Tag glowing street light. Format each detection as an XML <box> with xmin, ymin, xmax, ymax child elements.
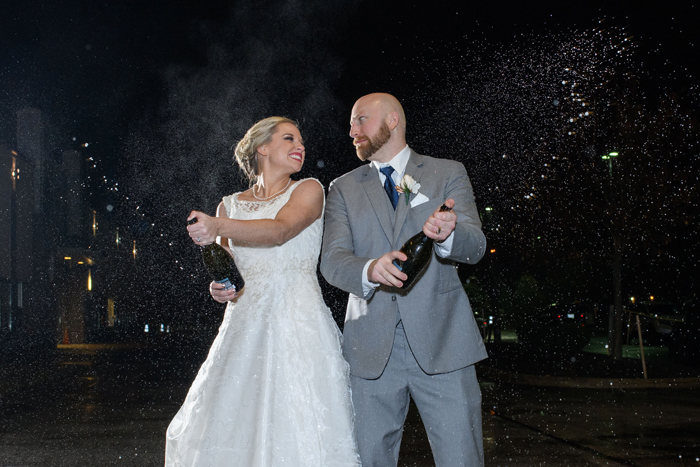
<box><xmin>602</xmin><ymin>151</ymin><xmax>619</xmax><ymax>179</ymax></box>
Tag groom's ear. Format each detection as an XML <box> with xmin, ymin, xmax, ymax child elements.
<box><xmin>387</xmin><ymin>111</ymin><xmax>399</xmax><ymax>131</ymax></box>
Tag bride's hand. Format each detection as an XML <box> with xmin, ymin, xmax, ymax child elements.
<box><xmin>187</xmin><ymin>210</ymin><xmax>218</xmax><ymax>245</ymax></box>
<box><xmin>210</xmin><ymin>281</ymin><xmax>240</xmax><ymax>303</ymax></box>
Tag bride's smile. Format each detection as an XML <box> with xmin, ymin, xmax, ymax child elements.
<box><xmin>259</xmin><ymin>122</ymin><xmax>305</xmax><ymax>175</ymax></box>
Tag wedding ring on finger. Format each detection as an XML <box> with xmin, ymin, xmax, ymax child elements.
<box><xmin>437</xmin><ymin>227</ymin><xmax>442</xmax><ymax>235</ymax></box>
<box><xmin>196</xmin><ymin>237</ymin><xmax>202</xmax><ymax>242</ymax></box>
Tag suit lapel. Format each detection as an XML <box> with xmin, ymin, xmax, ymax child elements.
<box><xmin>361</xmin><ymin>165</ymin><xmax>394</xmax><ymax>244</ymax></box>
<box><xmin>392</xmin><ymin>151</ymin><xmax>425</xmax><ymax>246</ymax></box>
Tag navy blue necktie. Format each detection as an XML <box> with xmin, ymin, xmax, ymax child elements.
<box><xmin>380</xmin><ymin>166</ymin><xmax>399</xmax><ymax>209</ymax></box>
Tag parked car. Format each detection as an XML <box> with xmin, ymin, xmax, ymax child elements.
<box><xmin>516</xmin><ymin>303</ymin><xmax>596</xmax><ymax>357</ymax></box>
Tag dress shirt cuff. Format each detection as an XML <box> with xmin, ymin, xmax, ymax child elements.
<box><xmin>362</xmin><ymin>259</ymin><xmax>380</xmax><ymax>297</ymax></box>
<box><xmin>434</xmin><ymin>231</ymin><xmax>455</xmax><ymax>257</ymax></box>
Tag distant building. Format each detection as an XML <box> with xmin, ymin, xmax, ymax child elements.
<box><xmin>0</xmin><ymin>112</ymin><xmax>47</xmax><ymax>346</ymax></box>
<box><xmin>1</xmin><ymin>109</ymin><xmax>144</xmax><ymax>349</ymax></box>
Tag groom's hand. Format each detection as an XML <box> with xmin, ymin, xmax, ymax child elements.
<box><xmin>368</xmin><ymin>251</ymin><xmax>408</xmax><ymax>288</ymax></box>
<box><xmin>424</xmin><ymin>199</ymin><xmax>456</xmax><ymax>242</ymax></box>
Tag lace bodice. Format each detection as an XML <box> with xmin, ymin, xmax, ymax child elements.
<box><xmin>222</xmin><ymin>178</ymin><xmax>324</xmax><ymax>283</ymax></box>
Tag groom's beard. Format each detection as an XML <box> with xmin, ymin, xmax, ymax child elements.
<box><xmin>355</xmin><ymin>121</ymin><xmax>391</xmax><ymax>161</ymax></box>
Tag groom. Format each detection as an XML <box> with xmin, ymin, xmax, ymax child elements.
<box><xmin>321</xmin><ymin>93</ymin><xmax>488</xmax><ymax>467</ymax></box>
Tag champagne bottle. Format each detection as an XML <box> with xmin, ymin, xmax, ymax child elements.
<box><xmin>188</xmin><ymin>217</ymin><xmax>245</xmax><ymax>292</ymax></box>
<box><xmin>392</xmin><ymin>204</ymin><xmax>452</xmax><ymax>289</ymax></box>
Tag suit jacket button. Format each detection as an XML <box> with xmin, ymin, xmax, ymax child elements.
<box><xmin>391</xmin><ymin>295</ymin><xmax>396</xmax><ymax>301</ymax></box>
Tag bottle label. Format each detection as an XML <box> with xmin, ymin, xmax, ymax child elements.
<box><xmin>215</xmin><ymin>278</ymin><xmax>236</xmax><ymax>291</ymax></box>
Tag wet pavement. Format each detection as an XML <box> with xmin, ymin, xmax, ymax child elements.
<box><xmin>0</xmin><ymin>342</ymin><xmax>698</xmax><ymax>466</ymax></box>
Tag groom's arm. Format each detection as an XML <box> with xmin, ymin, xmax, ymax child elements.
<box><xmin>440</xmin><ymin>162</ymin><xmax>487</xmax><ymax>264</ymax></box>
<box><xmin>321</xmin><ymin>179</ymin><xmax>376</xmax><ymax>299</ymax></box>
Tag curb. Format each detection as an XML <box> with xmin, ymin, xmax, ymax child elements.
<box><xmin>477</xmin><ymin>366</ymin><xmax>700</xmax><ymax>389</ymax></box>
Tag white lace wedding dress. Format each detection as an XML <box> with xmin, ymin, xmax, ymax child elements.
<box><xmin>165</xmin><ymin>179</ymin><xmax>360</xmax><ymax>466</ymax></box>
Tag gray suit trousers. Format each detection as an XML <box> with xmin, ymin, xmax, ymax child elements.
<box><xmin>350</xmin><ymin>320</ymin><xmax>484</xmax><ymax>467</ymax></box>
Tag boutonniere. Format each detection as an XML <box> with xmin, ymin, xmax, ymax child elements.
<box><xmin>395</xmin><ymin>174</ymin><xmax>421</xmax><ymax>206</ymax></box>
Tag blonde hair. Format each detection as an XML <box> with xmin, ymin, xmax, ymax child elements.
<box><xmin>234</xmin><ymin>116</ymin><xmax>297</xmax><ymax>182</ymax></box>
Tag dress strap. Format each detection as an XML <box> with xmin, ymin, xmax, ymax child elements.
<box><xmin>222</xmin><ymin>193</ymin><xmax>237</xmax><ymax>218</ymax></box>
<box><xmin>285</xmin><ymin>178</ymin><xmax>323</xmax><ymax>196</ymax></box>
<box><xmin>284</xmin><ymin>178</ymin><xmax>325</xmax><ymax>211</ymax></box>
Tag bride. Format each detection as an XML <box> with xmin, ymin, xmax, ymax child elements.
<box><xmin>166</xmin><ymin>117</ymin><xmax>360</xmax><ymax>466</ymax></box>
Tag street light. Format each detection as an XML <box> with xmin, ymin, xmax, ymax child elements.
<box><xmin>481</xmin><ymin>207</ymin><xmax>494</xmax><ymax>226</ymax></box>
<box><xmin>601</xmin><ymin>151</ymin><xmax>619</xmax><ymax>179</ymax></box>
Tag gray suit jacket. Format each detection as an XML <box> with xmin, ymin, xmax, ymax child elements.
<box><xmin>321</xmin><ymin>149</ymin><xmax>488</xmax><ymax>379</ymax></box>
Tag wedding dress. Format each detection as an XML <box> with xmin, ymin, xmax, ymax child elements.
<box><xmin>165</xmin><ymin>179</ymin><xmax>360</xmax><ymax>466</ymax></box>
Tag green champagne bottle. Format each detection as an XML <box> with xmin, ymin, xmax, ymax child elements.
<box><xmin>189</xmin><ymin>217</ymin><xmax>245</xmax><ymax>292</ymax></box>
<box><xmin>392</xmin><ymin>204</ymin><xmax>452</xmax><ymax>289</ymax></box>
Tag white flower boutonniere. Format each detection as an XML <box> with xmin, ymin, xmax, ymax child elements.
<box><xmin>395</xmin><ymin>174</ymin><xmax>421</xmax><ymax>206</ymax></box>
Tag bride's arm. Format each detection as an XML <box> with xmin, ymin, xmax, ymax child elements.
<box><xmin>188</xmin><ymin>179</ymin><xmax>324</xmax><ymax>246</ymax></box>
<box><xmin>214</xmin><ymin>203</ymin><xmax>235</xmax><ymax>255</ymax></box>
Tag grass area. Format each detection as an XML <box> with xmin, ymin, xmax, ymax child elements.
<box><xmin>582</xmin><ymin>336</ymin><xmax>670</xmax><ymax>360</ymax></box>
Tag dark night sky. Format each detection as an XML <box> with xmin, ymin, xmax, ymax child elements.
<box><xmin>1</xmin><ymin>1</ymin><xmax>697</xmax><ymax>154</ymax></box>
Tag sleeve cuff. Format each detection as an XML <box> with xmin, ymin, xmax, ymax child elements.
<box><xmin>434</xmin><ymin>231</ymin><xmax>454</xmax><ymax>257</ymax></box>
<box><xmin>362</xmin><ymin>259</ymin><xmax>380</xmax><ymax>297</ymax></box>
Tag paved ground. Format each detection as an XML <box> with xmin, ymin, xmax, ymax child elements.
<box><xmin>0</xmin><ymin>342</ymin><xmax>698</xmax><ymax>466</ymax></box>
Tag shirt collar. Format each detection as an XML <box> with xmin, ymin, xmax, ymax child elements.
<box><xmin>371</xmin><ymin>145</ymin><xmax>411</xmax><ymax>178</ymax></box>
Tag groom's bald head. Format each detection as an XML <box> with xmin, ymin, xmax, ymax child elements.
<box><xmin>349</xmin><ymin>93</ymin><xmax>407</xmax><ymax>163</ymax></box>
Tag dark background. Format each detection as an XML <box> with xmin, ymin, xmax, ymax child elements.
<box><xmin>1</xmin><ymin>0</ymin><xmax>698</xmax><ymax>328</ymax></box>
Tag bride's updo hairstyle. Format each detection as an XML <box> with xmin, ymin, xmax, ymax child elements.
<box><xmin>234</xmin><ymin>116</ymin><xmax>297</xmax><ymax>183</ymax></box>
